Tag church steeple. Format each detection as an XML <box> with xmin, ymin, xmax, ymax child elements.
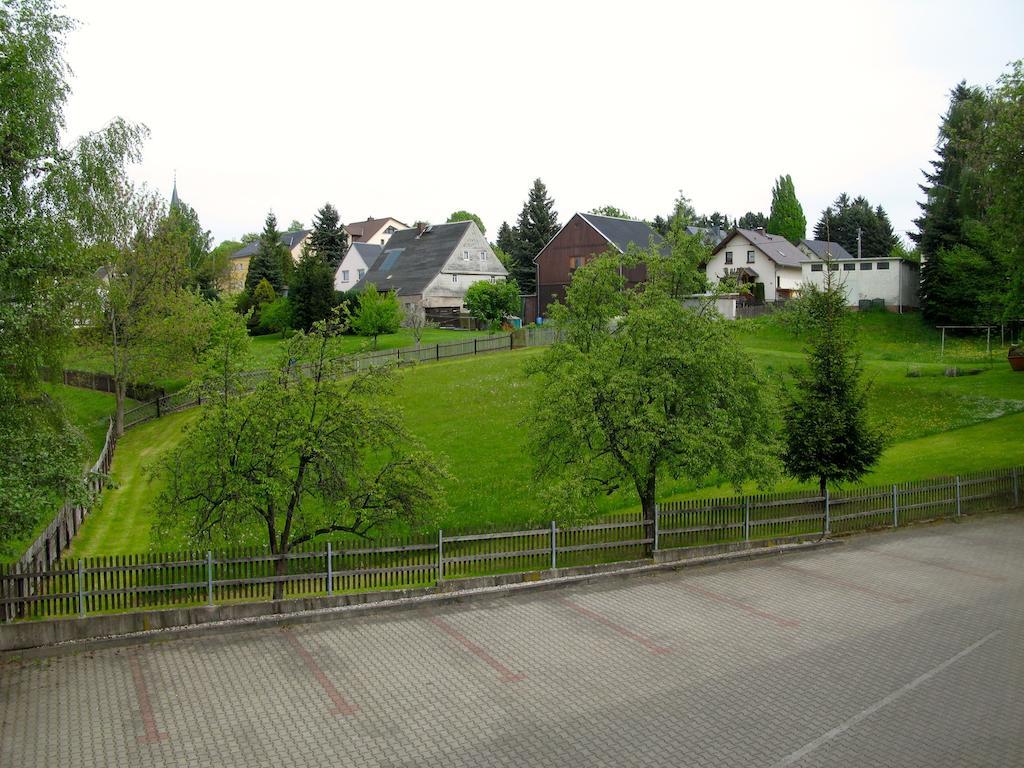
<box><xmin>170</xmin><ymin>171</ymin><xmax>180</xmax><ymax>210</ymax></box>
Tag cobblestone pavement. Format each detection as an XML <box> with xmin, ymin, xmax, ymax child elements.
<box><xmin>2</xmin><ymin>513</ymin><xmax>1022</xmax><ymax>768</ymax></box>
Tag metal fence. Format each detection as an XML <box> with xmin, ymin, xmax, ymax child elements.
<box><xmin>2</xmin><ymin>465</ymin><xmax>1019</xmax><ymax>622</ymax></box>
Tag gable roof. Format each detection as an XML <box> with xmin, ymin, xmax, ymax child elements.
<box><xmin>355</xmin><ymin>221</ymin><xmax>475</xmax><ymax>296</ymax></box>
<box><xmin>712</xmin><ymin>227</ymin><xmax>806</xmax><ymax>268</ymax></box>
<box><xmin>348</xmin><ymin>242</ymin><xmax>382</xmax><ymax>263</ymax></box>
<box><xmin>578</xmin><ymin>213</ymin><xmax>664</xmax><ymax>253</ymax></box>
<box><xmin>686</xmin><ymin>225</ymin><xmax>729</xmax><ymax>246</ymax></box>
<box><xmin>231</xmin><ymin>229</ymin><xmax>310</xmax><ymax>260</ymax></box>
<box><xmin>799</xmin><ymin>239</ymin><xmax>856</xmax><ymax>261</ymax></box>
<box><xmin>345</xmin><ymin>217</ymin><xmax>408</xmax><ymax>242</ymax></box>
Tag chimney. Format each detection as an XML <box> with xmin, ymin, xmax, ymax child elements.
<box><xmin>417</xmin><ymin>222</ymin><xmax>427</xmax><ymax>235</ymax></box>
<box><xmin>756</xmin><ymin>226</ymin><xmax>766</xmax><ymax>236</ymax></box>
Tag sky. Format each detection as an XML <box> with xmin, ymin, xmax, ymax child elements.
<box><xmin>60</xmin><ymin>0</ymin><xmax>1023</xmax><ymax>246</ymax></box>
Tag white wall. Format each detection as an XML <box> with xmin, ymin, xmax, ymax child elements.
<box><xmin>334</xmin><ymin>246</ymin><xmax>371</xmax><ymax>291</ymax></box>
<box><xmin>800</xmin><ymin>259</ymin><xmax>920</xmax><ymax>309</ymax></box>
<box><xmin>705</xmin><ymin>233</ymin><xmax>781</xmax><ymax>301</ymax></box>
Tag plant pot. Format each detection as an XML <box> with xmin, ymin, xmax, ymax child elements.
<box><xmin>1009</xmin><ymin>347</ymin><xmax>1024</xmax><ymax>372</ymax></box>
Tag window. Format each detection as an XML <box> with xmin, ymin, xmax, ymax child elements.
<box><xmin>810</xmin><ymin>263</ymin><xmax>824</xmax><ymax>272</ymax></box>
<box><xmin>877</xmin><ymin>261</ymin><xmax>890</xmax><ymax>270</ymax></box>
<box><xmin>843</xmin><ymin>263</ymin><xmax>856</xmax><ymax>271</ymax></box>
<box><xmin>571</xmin><ymin>256</ymin><xmax>584</xmax><ymax>269</ymax></box>
<box><xmin>724</xmin><ymin>251</ymin><xmax>733</xmax><ymax>265</ymax></box>
<box><xmin>828</xmin><ymin>264</ymin><xmax>839</xmax><ymax>272</ymax></box>
<box><xmin>859</xmin><ymin>262</ymin><xmax>873</xmax><ymax>270</ymax></box>
<box><xmin>452</xmin><ymin>274</ymin><xmax>458</xmax><ymax>283</ymax></box>
<box><xmin>479</xmin><ymin>252</ymin><xmax>486</xmax><ymax>262</ymax></box>
<box><xmin>341</xmin><ymin>270</ymin><xmax>350</xmax><ymax>282</ymax></box>
<box><xmin>385</xmin><ymin>226</ymin><xmax>397</xmax><ymax>235</ymax></box>
<box><xmin>357</xmin><ymin>268</ymin><xmax>365</xmax><ymax>279</ymax></box>
<box><xmin>746</xmin><ymin>250</ymin><xmax>755</xmax><ymax>264</ymax></box>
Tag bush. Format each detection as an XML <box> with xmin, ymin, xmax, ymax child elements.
<box><xmin>258</xmin><ymin>297</ymin><xmax>293</xmax><ymax>335</ymax></box>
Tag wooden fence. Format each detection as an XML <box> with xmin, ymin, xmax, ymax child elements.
<box><xmin>2</xmin><ymin>465</ymin><xmax>1019</xmax><ymax>622</ymax></box>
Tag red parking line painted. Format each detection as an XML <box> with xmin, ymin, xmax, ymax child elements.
<box><xmin>557</xmin><ymin>597</ymin><xmax>672</xmax><ymax>654</ymax></box>
<box><xmin>428</xmin><ymin>616</ymin><xmax>526</xmax><ymax>682</ymax></box>
<box><xmin>777</xmin><ymin>564</ymin><xmax>913</xmax><ymax>604</ymax></box>
<box><xmin>128</xmin><ymin>652</ymin><xmax>168</xmax><ymax>744</ymax></box>
<box><xmin>283</xmin><ymin>630</ymin><xmax>358</xmax><ymax>715</ymax></box>
<box><xmin>674</xmin><ymin>582</ymin><xmax>799</xmax><ymax>628</ymax></box>
<box><xmin>864</xmin><ymin>548</ymin><xmax>1006</xmax><ymax>583</ymax></box>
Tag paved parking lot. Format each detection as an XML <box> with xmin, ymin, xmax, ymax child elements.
<box><xmin>2</xmin><ymin>513</ymin><xmax>1022</xmax><ymax>767</ymax></box>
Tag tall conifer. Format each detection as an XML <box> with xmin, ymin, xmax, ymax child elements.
<box><xmin>768</xmin><ymin>174</ymin><xmax>807</xmax><ymax>243</ymax></box>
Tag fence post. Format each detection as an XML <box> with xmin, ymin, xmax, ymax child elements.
<box><xmin>1013</xmin><ymin>467</ymin><xmax>1020</xmax><ymax>507</ymax></box>
<box><xmin>77</xmin><ymin>559</ymin><xmax>85</xmax><ymax>618</ymax></box>
<box><xmin>326</xmin><ymin>542</ymin><xmax>333</xmax><ymax>596</ymax></box>
<box><xmin>550</xmin><ymin>520</ymin><xmax>557</xmax><ymax>570</ymax></box>
<box><xmin>436</xmin><ymin>343</ymin><xmax>440</xmax><ymax>361</ymax></box>
<box><xmin>156</xmin><ymin>396</ymin><xmax>162</xmax><ymax>418</ymax></box>
<box><xmin>206</xmin><ymin>551</ymin><xmax>214</xmax><ymax>606</ymax></box>
<box><xmin>653</xmin><ymin>504</ymin><xmax>660</xmax><ymax>553</ymax></box>
<box><xmin>824</xmin><ymin>487</ymin><xmax>831</xmax><ymax>535</ymax></box>
<box><xmin>474</xmin><ymin>338</ymin><xmax>478</xmax><ymax>355</ymax></box>
<box><xmin>744</xmin><ymin>497</ymin><xmax>750</xmax><ymax>542</ymax></box>
<box><xmin>892</xmin><ymin>484</ymin><xmax>899</xmax><ymax>528</ymax></box>
<box><xmin>436</xmin><ymin>529</ymin><xmax>444</xmax><ymax>584</ymax></box>
<box><xmin>955</xmin><ymin>476</ymin><xmax>962</xmax><ymax>518</ymax></box>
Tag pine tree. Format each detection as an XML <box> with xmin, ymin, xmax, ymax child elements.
<box><xmin>767</xmin><ymin>174</ymin><xmax>806</xmax><ymax>243</ymax></box>
<box><xmin>290</xmin><ymin>244</ymin><xmax>337</xmax><ymax>331</ymax></box>
<box><xmin>737</xmin><ymin>211</ymin><xmax>768</xmax><ymax>230</ymax></box>
<box><xmin>783</xmin><ymin>272</ymin><xmax>884</xmax><ymax>496</ymax></box>
<box><xmin>507</xmin><ymin>178</ymin><xmax>559</xmax><ymax>293</ymax></box>
<box><xmin>496</xmin><ymin>221</ymin><xmax>517</xmax><ymax>254</ymax></box>
<box><xmin>244</xmin><ymin>212</ymin><xmax>286</xmax><ymax>295</ymax></box>
<box><xmin>814</xmin><ymin>195</ymin><xmax>898</xmax><ymax>259</ymax></box>
<box><xmin>309</xmin><ymin>203</ymin><xmax>349</xmax><ymax>270</ymax></box>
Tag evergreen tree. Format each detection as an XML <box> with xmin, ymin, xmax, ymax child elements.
<box><xmin>496</xmin><ymin>221</ymin><xmax>517</xmax><ymax>254</ymax></box>
<box><xmin>783</xmin><ymin>272</ymin><xmax>884</xmax><ymax>497</ymax></box>
<box><xmin>768</xmin><ymin>174</ymin><xmax>807</xmax><ymax>242</ymax></box>
<box><xmin>506</xmin><ymin>178</ymin><xmax>559</xmax><ymax>293</ymax></box>
<box><xmin>244</xmin><ymin>212</ymin><xmax>286</xmax><ymax>295</ymax></box>
<box><xmin>814</xmin><ymin>194</ymin><xmax>898</xmax><ymax>259</ymax></box>
<box><xmin>290</xmin><ymin>244</ymin><xmax>337</xmax><ymax>331</ymax></box>
<box><xmin>308</xmin><ymin>203</ymin><xmax>349</xmax><ymax>270</ymax></box>
<box><xmin>737</xmin><ymin>211</ymin><xmax>768</xmax><ymax>229</ymax></box>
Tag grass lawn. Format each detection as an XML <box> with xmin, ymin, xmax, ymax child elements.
<box><xmin>53</xmin><ymin>312</ymin><xmax>1024</xmax><ymax>556</ymax></box>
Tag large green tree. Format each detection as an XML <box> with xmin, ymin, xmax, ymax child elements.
<box><xmin>166</xmin><ymin>192</ymin><xmax>213</xmax><ymax>294</ymax></box>
<box><xmin>351</xmin><ymin>284</ymin><xmax>403</xmax><ymax>348</ymax></box>
<box><xmin>244</xmin><ymin>211</ymin><xmax>287</xmax><ymax>295</ymax></box>
<box><xmin>527</xmin><ymin>246</ymin><xmax>779</xmax><ymax>531</ymax></box>
<box><xmin>737</xmin><ymin>211</ymin><xmax>768</xmax><ymax>229</ymax></box>
<box><xmin>464</xmin><ymin>279</ymin><xmax>520</xmax><ymax>331</ymax></box>
<box><xmin>589</xmin><ymin>205</ymin><xmax>632</xmax><ymax>219</ymax></box>
<box><xmin>783</xmin><ymin>271</ymin><xmax>884</xmax><ymax>497</ymax></box>
<box><xmin>0</xmin><ymin>0</ymin><xmax>149</xmax><ymax>545</ymax></box>
<box><xmin>768</xmin><ymin>174</ymin><xmax>807</xmax><ymax>243</ymax></box>
<box><xmin>153</xmin><ymin>319</ymin><xmax>448</xmax><ymax>599</ymax></box>
<box><xmin>290</xmin><ymin>243</ymin><xmax>336</xmax><ymax>331</ymax></box>
<box><xmin>504</xmin><ymin>178</ymin><xmax>559</xmax><ymax>293</ymax></box>
<box><xmin>814</xmin><ymin>194</ymin><xmax>898</xmax><ymax>259</ymax></box>
<box><xmin>308</xmin><ymin>203</ymin><xmax>349</xmax><ymax>270</ymax></box>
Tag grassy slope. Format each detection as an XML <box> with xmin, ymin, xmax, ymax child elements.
<box><xmin>63</xmin><ymin>313</ymin><xmax>1024</xmax><ymax>554</ymax></box>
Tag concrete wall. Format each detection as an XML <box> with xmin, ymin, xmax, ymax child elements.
<box><xmin>681</xmin><ymin>293</ymin><xmax>738</xmax><ymax>320</ymax></box>
<box><xmin>801</xmin><ymin>258</ymin><xmax>920</xmax><ymax>309</ymax></box>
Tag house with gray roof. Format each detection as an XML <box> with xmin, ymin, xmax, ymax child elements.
<box><xmin>354</xmin><ymin>220</ymin><xmax>508</xmax><ymax>315</ymax></box>
<box><xmin>334</xmin><ymin>242</ymin><xmax>382</xmax><ymax>292</ymax></box>
<box><xmin>533</xmin><ymin>212</ymin><xmax>665</xmax><ymax>319</ymax></box>
<box><xmin>705</xmin><ymin>227</ymin><xmax>806</xmax><ymax>302</ymax></box>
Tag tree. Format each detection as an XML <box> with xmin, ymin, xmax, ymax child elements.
<box><xmin>290</xmin><ymin>244</ymin><xmax>336</xmax><ymax>331</ymax></box>
<box><xmin>308</xmin><ymin>203</ymin><xmax>349</xmax><ymax>270</ymax></box>
<box><xmin>152</xmin><ymin>319</ymin><xmax>449</xmax><ymax>599</ymax></box>
<box><xmin>768</xmin><ymin>174</ymin><xmax>807</xmax><ymax>243</ymax></box>
<box><xmin>447</xmin><ymin>210</ymin><xmax>486</xmax><ymax>234</ymax></box>
<box><xmin>351</xmin><ymin>284</ymin><xmax>402</xmax><ymax>348</ymax></box>
<box><xmin>464</xmin><ymin>279</ymin><xmax>520</xmax><ymax>331</ymax></box>
<box><xmin>207</xmin><ymin>239</ymin><xmax>242</xmax><ymax>292</ymax></box>
<box><xmin>814</xmin><ymin>194</ymin><xmax>898</xmax><ymax>259</ymax></box>
<box><xmin>286</xmin><ymin>219</ymin><xmax>304</xmax><ymax>232</ymax></box>
<box><xmin>244</xmin><ymin>212</ymin><xmax>287</xmax><ymax>295</ymax></box>
<box><xmin>0</xmin><ymin>1</ymin><xmax>154</xmax><ymax>545</ymax></box>
<box><xmin>402</xmin><ymin>303</ymin><xmax>433</xmax><ymax>349</ymax></box>
<box><xmin>737</xmin><ymin>211</ymin><xmax>768</xmax><ymax>229</ymax></box>
<box><xmin>504</xmin><ymin>178</ymin><xmax>560</xmax><ymax>293</ymax></box>
<box><xmin>527</xmin><ymin>247</ymin><xmax>779</xmax><ymax>532</ymax></box>
<box><xmin>98</xmin><ymin>189</ymin><xmax>212</xmax><ymax>434</ymax></box>
<box><xmin>782</xmin><ymin>269</ymin><xmax>884</xmax><ymax>497</ymax></box>
<box><xmin>166</xmin><ymin>192</ymin><xmax>213</xmax><ymax>294</ymax></box>
<box><xmin>589</xmin><ymin>205</ymin><xmax>632</xmax><ymax>219</ymax></box>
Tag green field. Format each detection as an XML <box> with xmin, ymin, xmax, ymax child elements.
<box><xmin>61</xmin><ymin>311</ymin><xmax>1024</xmax><ymax>557</ymax></box>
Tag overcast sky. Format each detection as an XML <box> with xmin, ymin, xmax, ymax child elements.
<box><xmin>60</xmin><ymin>0</ymin><xmax>1022</xmax><ymax>246</ymax></box>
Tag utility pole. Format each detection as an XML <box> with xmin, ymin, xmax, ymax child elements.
<box><xmin>856</xmin><ymin>227</ymin><xmax>862</xmax><ymax>259</ymax></box>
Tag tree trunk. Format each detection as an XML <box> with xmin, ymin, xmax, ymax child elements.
<box><xmin>639</xmin><ymin>473</ymin><xmax>657</xmax><ymax>557</ymax></box>
<box><xmin>114</xmin><ymin>381</ymin><xmax>126</xmax><ymax>437</ymax></box>
<box><xmin>819</xmin><ymin>476</ymin><xmax>827</xmax><ymax>498</ymax></box>
<box><xmin>273</xmin><ymin>554</ymin><xmax>287</xmax><ymax>601</ymax></box>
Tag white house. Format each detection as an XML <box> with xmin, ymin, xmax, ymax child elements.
<box><xmin>801</xmin><ymin>256</ymin><xmax>920</xmax><ymax>311</ymax></box>
<box><xmin>706</xmin><ymin>228</ymin><xmax>807</xmax><ymax>302</ymax></box>
<box><xmin>334</xmin><ymin>243</ymin><xmax>381</xmax><ymax>292</ymax></box>
<box><xmin>354</xmin><ymin>220</ymin><xmax>508</xmax><ymax>316</ymax></box>
<box><xmin>345</xmin><ymin>216</ymin><xmax>409</xmax><ymax>246</ymax></box>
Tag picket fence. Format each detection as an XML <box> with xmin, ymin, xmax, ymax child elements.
<box><xmin>2</xmin><ymin>466</ymin><xmax>1019</xmax><ymax>622</ymax></box>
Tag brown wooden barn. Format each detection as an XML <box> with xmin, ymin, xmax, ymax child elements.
<box><xmin>530</xmin><ymin>212</ymin><xmax>665</xmax><ymax>321</ymax></box>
